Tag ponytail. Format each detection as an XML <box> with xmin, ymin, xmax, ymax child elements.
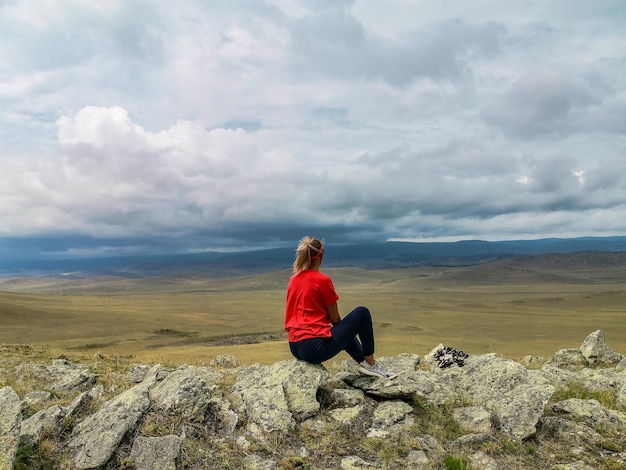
<box><xmin>292</xmin><ymin>236</ymin><xmax>323</xmax><ymax>273</ymax></box>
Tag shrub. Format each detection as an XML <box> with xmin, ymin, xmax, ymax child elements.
<box><xmin>444</xmin><ymin>454</ymin><xmax>469</xmax><ymax>470</ymax></box>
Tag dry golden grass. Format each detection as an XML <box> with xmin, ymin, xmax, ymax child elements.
<box><xmin>1</xmin><ymin>262</ymin><xmax>625</xmax><ymax>366</ymax></box>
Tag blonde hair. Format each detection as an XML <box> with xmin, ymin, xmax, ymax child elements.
<box><xmin>292</xmin><ymin>236</ymin><xmax>324</xmax><ymax>273</ymax></box>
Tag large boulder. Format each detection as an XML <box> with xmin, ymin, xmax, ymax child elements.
<box><xmin>579</xmin><ymin>330</ymin><xmax>623</xmax><ymax>365</ymax></box>
<box><xmin>454</xmin><ymin>354</ymin><xmax>531</xmax><ymax>403</ymax></box>
<box><xmin>494</xmin><ymin>384</ymin><xmax>555</xmax><ymax>440</ymax></box>
<box><xmin>445</xmin><ymin>355</ymin><xmax>554</xmax><ymax>440</ymax></box>
<box><xmin>0</xmin><ymin>386</ymin><xmax>21</xmax><ymax>470</ymax></box>
<box><xmin>231</xmin><ymin>360</ymin><xmax>330</xmax><ymax>434</ymax></box>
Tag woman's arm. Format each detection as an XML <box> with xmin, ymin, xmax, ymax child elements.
<box><xmin>327</xmin><ymin>302</ymin><xmax>341</xmax><ymax>325</ymax></box>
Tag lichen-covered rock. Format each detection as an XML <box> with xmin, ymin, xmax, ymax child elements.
<box><xmin>455</xmin><ymin>355</ymin><xmax>530</xmax><ymax>405</ymax></box>
<box><xmin>129</xmin><ymin>435</ymin><xmax>182</xmax><ymax>470</ymax></box>
<box><xmin>149</xmin><ymin>365</ymin><xmax>222</xmax><ymax>419</ymax></box>
<box><xmin>549</xmin><ymin>348</ymin><xmax>589</xmax><ymax>370</ymax></box>
<box><xmin>528</xmin><ymin>364</ymin><xmax>576</xmax><ymax>388</ymax></box>
<box><xmin>231</xmin><ymin>360</ymin><xmax>329</xmax><ymax>434</ymax></box>
<box><xmin>127</xmin><ymin>363</ymin><xmax>154</xmax><ymax>383</ymax></box>
<box><xmin>537</xmin><ymin>416</ymin><xmax>604</xmax><ymax>445</ymax></box>
<box><xmin>449</xmin><ymin>432</ymin><xmax>496</xmax><ymax>449</ymax></box>
<box><xmin>417</xmin><ymin>434</ymin><xmax>446</xmax><ymax>461</ymax></box>
<box><xmin>243</xmin><ymin>453</ymin><xmax>277</xmax><ymax>470</ymax></box>
<box><xmin>21</xmin><ymin>390</ymin><xmax>52</xmax><ymax>410</ymax></box>
<box><xmin>67</xmin><ymin>366</ymin><xmax>161</xmax><ymax>469</ymax></box>
<box><xmin>47</xmin><ymin>358</ymin><xmax>77</xmax><ymax>375</ymax></box>
<box><xmin>377</xmin><ymin>353</ymin><xmax>420</xmax><ymax>373</ymax></box>
<box><xmin>552</xmin><ymin>398</ymin><xmax>626</xmax><ymax>432</ymax></box>
<box><xmin>242</xmin><ymin>384</ymin><xmax>294</xmax><ymax>432</ymax></box>
<box><xmin>453</xmin><ymin>406</ymin><xmax>493</xmax><ymax>433</ymax></box>
<box><xmin>324</xmin><ymin>387</ymin><xmax>367</xmax><ymax>408</ymax></box>
<box><xmin>469</xmin><ymin>450</ymin><xmax>498</xmax><ymax>470</ymax></box>
<box><xmin>284</xmin><ymin>374</ymin><xmax>324</xmax><ymax>420</ymax></box>
<box><xmin>406</xmin><ymin>450</ymin><xmax>431</xmax><ymax>467</ymax></box>
<box><xmin>351</xmin><ymin>370</ymin><xmax>445</xmax><ymax>403</ymax></box>
<box><xmin>329</xmin><ymin>404</ymin><xmax>366</xmax><ymax>425</ymax></box>
<box><xmin>340</xmin><ymin>455</ymin><xmax>376</xmax><ymax>469</ymax></box>
<box><xmin>423</xmin><ymin>343</ymin><xmax>447</xmax><ymax>365</ymax></box>
<box><xmin>577</xmin><ymin>367</ymin><xmax>626</xmax><ymax>393</ymax></box>
<box><xmin>363</xmin><ymin>354</ymin><xmax>553</xmax><ymax>440</ymax></box>
<box><xmin>14</xmin><ymin>363</ymin><xmax>51</xmax><ymax>381</ymax></box>
<box><xmin>20</xmin><ymin>404</ymin><xmax>65</xmax><ymax>447</ymax></box>
<box><xmin>371</xmin><ymin>400</ymin><xmax>413</xmax><ymax>428</ymax></box>
<box><xmin>52</xmin><ymin>368</ymin><xmax>98</xmax><ymax>393</ymax></box>
<box><xmin>64</xmin><ymin>391</ymin><xmax>94</xmax><ymax>421</ymax></box>
<box><xmin>47</xmin><ymin>359</ymin><xmax>99</xmax><ymax>393</ymax></box>
<box><xmin>443</xmin><ymin>355</ymin><xmax>549</xmax><ymax>433</ymax></box>
<box><xmin>0</xmin><ymin>386</ymin><xmax>21</xmax><ymax>470</ymax></box>
<box><xmin>494</xmin><ymin>384</ymin><xmax>555</xmax><ymax>440</ymax></box>
<box><xmin>579</xmin><ymin>330</ymin><xmax>623</xmax><ymax>365</ymax></box>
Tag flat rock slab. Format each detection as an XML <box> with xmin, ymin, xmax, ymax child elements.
<box><xmin>67</xmin><ymin>366</ymin><xmax>161</xmax><ymax>469</ymax></box>
<box><xmin>552</xmin><ymin>398</ymin><xmax>626</xmax><ymax>432</ymax></box>
<box><xmin>129</xmin><ymin>435</ymin><xmax>182</xmax><ymax>470</ymax></box>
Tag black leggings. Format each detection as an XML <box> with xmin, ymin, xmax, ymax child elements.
<box><xmin>289</xmin><ymin>306</ymin><xmax>374</xmax><ymax>364</ymax></box>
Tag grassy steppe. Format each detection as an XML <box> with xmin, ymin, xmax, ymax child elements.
<box><xmin>1</xmin><ymin>258</ymin><xmax>625</xmax><ymax>365</ymax></box>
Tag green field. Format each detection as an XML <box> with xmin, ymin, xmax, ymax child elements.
<box><xmin>1</xmin><ymin>258</ymin><xmax>625</xmax><ymax>366</ymax></box>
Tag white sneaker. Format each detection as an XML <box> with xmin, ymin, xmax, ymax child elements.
<box><xmin>358</xmin><ymin>360</ymin><xmax>397</xmax><ymax>379</ymax></box>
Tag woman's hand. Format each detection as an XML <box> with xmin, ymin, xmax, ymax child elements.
<box><xmin>327</xmin><ymin>302</ymin><xmax>341</xmax><ymax>325</ymax></box>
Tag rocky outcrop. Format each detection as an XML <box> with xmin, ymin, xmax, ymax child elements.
<box><xmin>0</xmin><ymin>386</ymin><xmax>22</xmax><ymax>470</ymax></box>
<box><xmin>0</xmin><ymin>331</ymin><xmax>625</xmax><ymax>469</ymax></box>
<box><xmin>67</xmin><ymin>365</ymin><xmax>162</xmax><ymax>469</ymax></box>
<box><xmin>230</xmin><ymin>359</ymin><xmax>330</xmax><ymax>435</ymax></box>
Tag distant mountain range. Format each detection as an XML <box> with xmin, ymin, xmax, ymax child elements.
<box><xmin>1</xmin><ymin>236</ymin><xmax>626</xmax><ymax>279</ymax></box>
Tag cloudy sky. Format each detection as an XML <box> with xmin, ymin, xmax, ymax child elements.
<box><xmin>1</xmin><ymin>0</ymin><xmax>625</xmax><ymax>258</ymax></box>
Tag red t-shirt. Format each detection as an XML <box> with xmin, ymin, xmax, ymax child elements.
<box><xmin>285</xmin><ymin>269</ymin><xmax>340</xmax><ymax>342</ymax></box>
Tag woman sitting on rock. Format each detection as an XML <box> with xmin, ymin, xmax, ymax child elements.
<box><xmin>285</xmin><ymin>236</ymin><xmax>396</xmax><ymax>379</ymax></box>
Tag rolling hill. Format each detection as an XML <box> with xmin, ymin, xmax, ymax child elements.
<box><xmin>1</xmin><ymin>236</ymin><xmax>625</xmax><ymax>279</ymax></box>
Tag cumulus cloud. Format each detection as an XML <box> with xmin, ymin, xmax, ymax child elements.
<box><xmin>0</xmin><ymin>0</ymin><xmax>625</xmax><ymax>256</ymax></box>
